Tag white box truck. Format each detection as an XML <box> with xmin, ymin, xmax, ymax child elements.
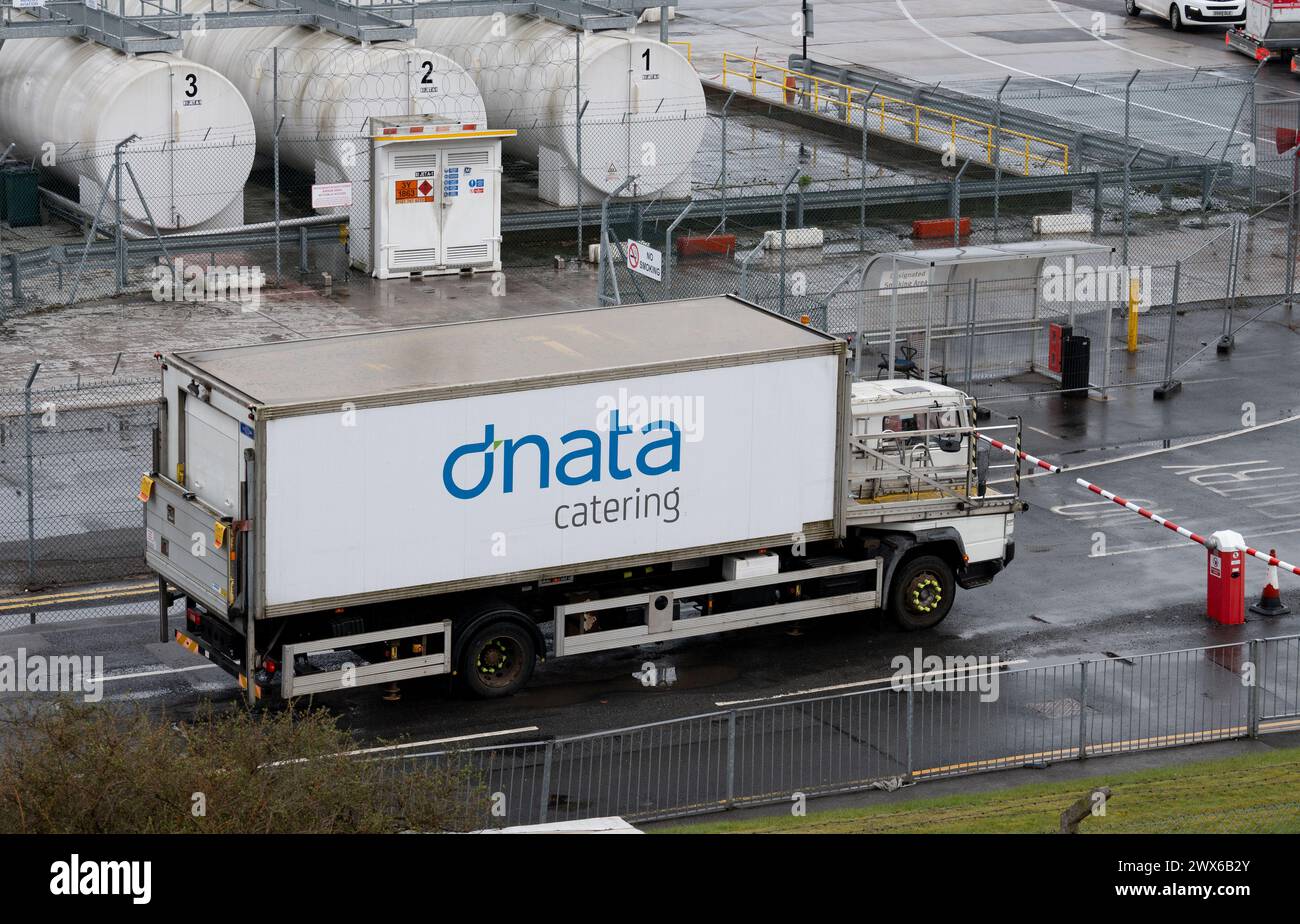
<box><xmin>142</xmin><ymin>296</ymin><xmax>1023</xmax><ymax>704</ymax></box>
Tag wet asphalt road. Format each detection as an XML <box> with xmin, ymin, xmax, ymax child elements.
<box><xmin>4</xmin><ymin>302</ymin><xmax>1299</xmax><ymax>748</ymax></box>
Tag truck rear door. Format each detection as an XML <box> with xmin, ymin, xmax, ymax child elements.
<box><xmin>183</xmin><ymin>396</ymin><xmax>242</xmax><ymax>517</ymax></box>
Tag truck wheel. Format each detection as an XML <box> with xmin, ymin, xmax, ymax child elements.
<box><xmin>889</xmin><ymin>555</ymin><xmax>955</xmax><ymax>631</ymax></box>
<box><xmin>460</xmin><ymin>621</ymin><xmax>535</xmax><ymax>698</ymax></box>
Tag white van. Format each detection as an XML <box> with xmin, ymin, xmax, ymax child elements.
<box><xmin>1125</xmin><ymin>0</ymin><xmax>1245</xmax><ymax>30</ymax></box>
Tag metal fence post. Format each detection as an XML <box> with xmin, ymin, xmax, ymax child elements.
<box><xmin>905</xmin><ymin>685</ymin><xmax>915</xmax><ymax>783</ymax></box>
<box><xmin>114</xmin><ymin>147</ymin><xmax>123</xmax><ymax>293</ymax></box>
<box><xmin>538</xmin><ymin>740</ymin><xmax>554</xmax><ymax>824</ymax></box>
<box><xmin>1249</xmin><ymin>74</ymin><xmax>1258</xmax><ymax>209</ymax></box>
<box><xmin>1247</xmin><ymin>638</ymin><xmax>1261</xmax><ymax>739</ymax></box>
<box><xmin>8</xmin><ymin>253</ymin><xmax>20</xmax><ymax>315</ymax></box>
<box><xmin>725</xmin><ymin>710</ymin><xmax>737</xmax><ymax>808</ymax></box>
<box><xmin>273</xmin><ymin>46</ymin><xmax>283</xmax><ymax>287</ymax></box>
<box><xmin>1219</xmin><ymin>221</ymin><xmax>1241</xmax><ymax>354</ymax></box>
<box><xmin>1101</xmin><ymin>286</ymin><xmax>1114</xmax><ymax>399</ymax></box>
<box><xmin>598</xmin><ymin>176</ymin><xmax>639</xmax><ymax>306</ymax></box>
<box><xmin>23</xmin><ymin>362</ymin><xmax>40</xmax><ymax>590</ymax></box>
<box><xmin>1155</xmin><ymin>261</ymin><xmax>1183</xmax><ymax>398</ymax></box>
<box><xmin>1092</xmin><ymin>170</ymin><xmax>1103</xmax><ymax>237</ymax></box>
<box><xmin>1288</xmin><ymin>149</ymin><xmax>1299</xmax><ymax>308</ymax></box>
<box><xmin>858</xmin><ymin>89</ymin><xmax>877</xmax><ymax>252</ymax></box>
<box><xmin>950</xmin><ymin>158</ymin><xmax>971</xmax><ymax>248</ymax></box>
<box><xmin>575</xmin><ymin>31</ymin><xmax>585</xmax><ymax>259</ymax></box>
<box><xmin>1121</xmin><ymin>147</ymin><xmax>1141</xmax><ymax>266</ymax></box>
<box><xmin>777</xmin><ymin>169</ymin><xmax>799</xmax><ymax>317</ymax></box>
<box><xmin>663</xmin><ymin>197</ymin><xmax>694</xmax><ymax>299</ymax></box>
<box><xmin>963</xmin><ymin>278</ymin><xmax>976</xmax><ymax>393</ymax></box>
<box><xmin>993</xmin><ymin>76</ymin><xmax>1010</xmax><ymax>241</ymax></box>
<box><xmin>1077</xmin><ymin>659</ymin><xmax>1089</xmax><ymax>760</ymax></box>
<box><xmin>855</xmin><ymin>265</ymin><xmax>866</xmax><ymax>379</ymax></box>
<box><xmin>720</xmin><ymin>90</ymin><xmax>735</xmax><ymax>232</ymax></box>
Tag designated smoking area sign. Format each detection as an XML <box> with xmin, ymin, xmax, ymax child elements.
<box><xmin>627</xmin><ymin>240</ymin><xmax>663</xmax><ymax>282</ymax></box>
<box><xmin>311</xmin><ymin>182</ymin><xmax>353</xmax><ymax>209</ymax></box>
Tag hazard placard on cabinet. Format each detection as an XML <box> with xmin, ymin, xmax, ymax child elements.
<box><xmin>395</xmin><ymin>179</ymin><xmax>434</xmax><ymax>204</ymax></box>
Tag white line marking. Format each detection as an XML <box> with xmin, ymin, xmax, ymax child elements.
<box><xmin>715</xmin><ymin>659</ymin><xmax>1027</xmax><ymax>707</ymax></box>
<box><xmin>1026</xmin><ymin>425</ymin><xmax>1064</xmax><ymax>440</ymax></box>
<box><xmin>96</xmin><ymin>663</ymin><xmax>219</xmax><ymax>684</ymax></box>
<box><xmin>895</xmin><ymin>0</ymin><xmax>1242</xmax><ymax>137</ymax></box>
<box><xmin>1091</xmin><ymin>525</ymin><xmax>1300</xmax><ymax>557</ymax></box>
<box><xmin>1000</xmin><ymin>413</ymin><xmax>1300</xmax><ymax>485</ymax></box>
<box><xmin>263</xmin><ymin>726</ymin><xmax>542</xmax><ymax>767</ymax></box>
<box><xmin>1047</xmin><ymin>1</ymin><xmax>1217</xmax><ymax>73</ymax></box>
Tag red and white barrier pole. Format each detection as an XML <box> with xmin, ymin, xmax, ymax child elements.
<box><xmin>976</xmin><ymin>430</ymin><xmax>1300</xmax><ymax>577</ymax></box>
<box><xmin>1074</xmin><ymin>479</ymin><xmax>1210</xmax><ymax>548</ymax></box>
<box><xmin>975</xmin><ymin>433</ymin><xmax>1063</xmax><ymax>474</ymax></box>
<box><xmin>1242</xmin><ymin>546</ymin><xmax>1300</xmax><ymax>578</ymax></box>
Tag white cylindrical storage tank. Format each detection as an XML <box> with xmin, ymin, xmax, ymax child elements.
<box><xmin>0</xmin><ymin>36</ymin><xmax>255</xmax><ymax>229</ymax></box>
<box><xmin>412</xmin><ymin>15</ymin><xmax>705</xmax><ymax>204</ymax></box>
<box><xmin>167</xmin><ymin>0</ymin><xmax>485</xmax><ymax>174</ymax></box>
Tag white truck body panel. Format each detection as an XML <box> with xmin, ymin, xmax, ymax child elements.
<box><xmin>262</xmin><ymin>356</ymin><xmax>839</xmax><ymax>608</ymax></box>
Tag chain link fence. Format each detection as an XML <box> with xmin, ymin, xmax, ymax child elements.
<box><xmin>0</xmin><ymin>372</ymin><xmax>159</xmax><ymax>625</ymax></box>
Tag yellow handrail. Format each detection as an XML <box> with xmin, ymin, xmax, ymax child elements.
<box><xmin>719</xmin><ymin>52</ymin><xmax>1069</xmax><ymax>176</ymax></box>
<box><xmin>668</xmin><ymin>40</ymin><xmax>692</xmax><ymax>64</ymax></box>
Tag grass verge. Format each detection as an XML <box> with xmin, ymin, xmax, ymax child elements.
<box><xmin>659</xmin><ymin>745</ymin><xmax>1300</xmax><ymax>833</ymax></box>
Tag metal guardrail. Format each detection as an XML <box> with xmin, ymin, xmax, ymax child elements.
<box><xmin>722</xmin><ymin>53</ymin><xmax>1070</xmax><ymax>176</ymax></box>
<box><xmin>668</xmin><ymin>39</ymin><xmax>691</xmax><ymax>63</ymax></box>
<box><xmin>790</xmin><ymin>56</ymin><xmax>1188</xmax><ymax>172</ymax></box>
<box><xmin>508</xmin><ymin>162</ymin><xmax>1211</xmax><ymax>231</ymax></box>
<box><xmin>402</xmin><ymin>634</ymin><xmax>1300</xmax><ymax>827</ymax></box>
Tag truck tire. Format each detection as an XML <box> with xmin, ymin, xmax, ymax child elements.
<box><xmin>459</xmin><ymin>620</ymin><xmax>536</xmax><ymax>698</ymax></box>
<box><xmin>889</xmin><ymin>555</ymin><xmax>955</xmax><ymax>631</ymax></box>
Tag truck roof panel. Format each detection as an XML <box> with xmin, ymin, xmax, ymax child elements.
<box><xmin>170</xmin><ymin>296</ymin><xmax>839</xmax><ymax>409</ymax></box>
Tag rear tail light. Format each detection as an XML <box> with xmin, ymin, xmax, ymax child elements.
<box><xmin>186</xmin><ymin>608</ymin><xmax>202</xmax><ymax>627</ymax></box>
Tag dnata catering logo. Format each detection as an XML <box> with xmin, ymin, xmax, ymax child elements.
<box><xmin>443</xmin><ymin>412</ymin><xmax>680</xmax><ymax>500</ymax></box>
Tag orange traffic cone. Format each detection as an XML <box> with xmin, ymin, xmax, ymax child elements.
<box><xmin>1249</xmin><ymin>549</ymin><xmax>1291</xmax><ymax>616</ymax></box>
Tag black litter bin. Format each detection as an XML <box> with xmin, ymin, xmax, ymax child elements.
<box><xmin>1</xmin><ymin>166</ymin><xmax>40</xmax><ymax>228</ymax></box>
<box><xmin>1061</xmin><ymin>333</ymin><xmax>1091</xmax><ymax>394</ymax></box>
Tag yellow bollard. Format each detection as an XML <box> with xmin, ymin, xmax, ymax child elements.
<box><xmin>1127</xmin><ymin>276</ymin><xmax>1140</xmax><ymax>353</ymax></box>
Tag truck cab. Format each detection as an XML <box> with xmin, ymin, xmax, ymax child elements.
<box><xmin>843</xmin><ymin>378</ymin><xmax>1019</xmax><ymax>630</ymax></box>
<box><xmin>847</xmin><ymin>379</ymin><xmax>974</xmax><ymax>501</ymax></box>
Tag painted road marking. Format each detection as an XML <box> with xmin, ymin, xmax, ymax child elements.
<box><xmin>0</xmin><ymin>580</ymin><xmax>158</xmax><ymax>614</ymax></box>
<box><xmin>263</xmin><ymin>726</ymin><xmax>543</xmax><ymax>767</ymax></box>
<box><xmin>96</xmin><ymin>663</ymin><xmax>220</xmax><ymax>684</ymax></box>
<box><xmin>715</xmin><ymin>658</ymin><xmax>1027</xmax><ymax>707</ymax></box>
<box><xmin>1089</xmin><ymin>524</ymin><xmax>1300</xmax><ymax>558</ymax></box>
<box><xmin>895</xmin><ymin>0</ymin><xmax>1244</xmax><ymax>138</ymax></box>
<box><xmin>997</xmin><ymin>412</ymin><xmax>1300</xmax><ymax>486</ymax></box>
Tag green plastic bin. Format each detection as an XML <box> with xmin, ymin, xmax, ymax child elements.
<box><xmin>1</xmin><ymin>166</ymin><xmax>40</xmax><ymax>228</ymax></box>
